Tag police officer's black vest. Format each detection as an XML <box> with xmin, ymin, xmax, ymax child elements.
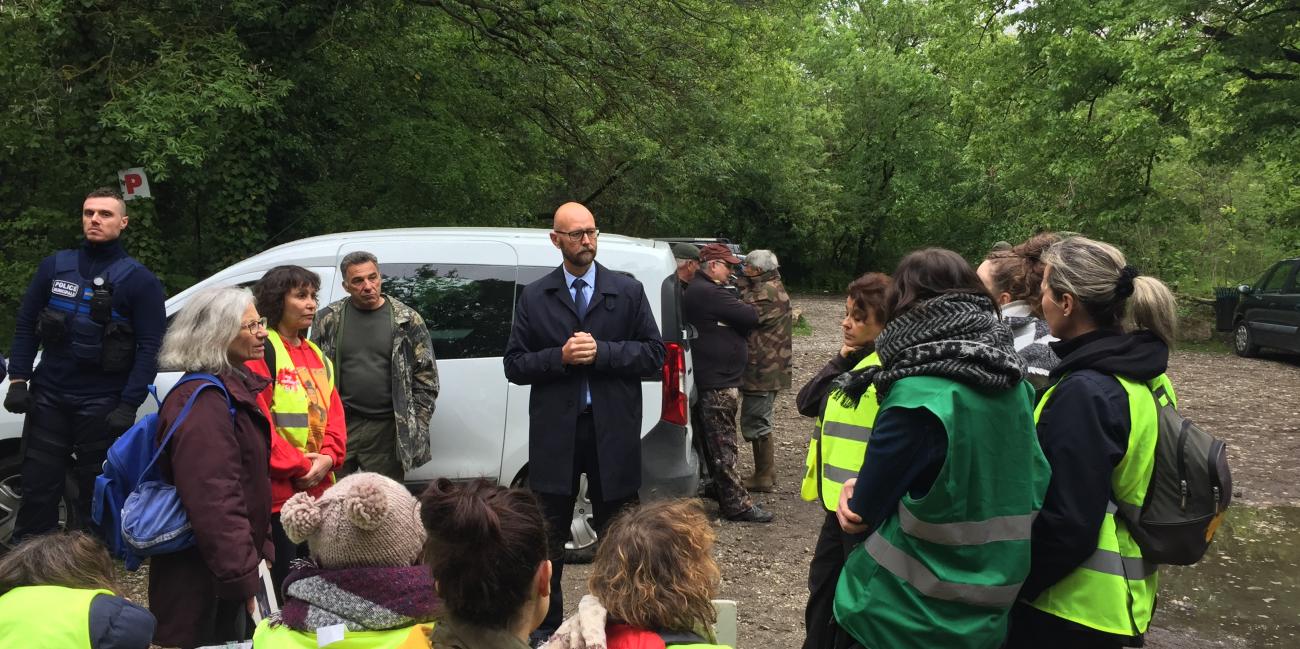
<box><xmin>40</xmin><ymin>250</ymin><xmax>142</xmax><ymax>372</ymax></box>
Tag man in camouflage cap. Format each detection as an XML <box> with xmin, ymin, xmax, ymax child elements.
<box><xmin>312</xmin><ymin>251</ymin><xmax>439</xmax><ymax>481</ymax></box>
<box><xmin>671</xmin><ymin>242</ymin><xmax>701</xmax><ymax>290</ymax></box>
<box><xmin>738</xmin><ymin>249</ymin><xmax>792</xmax><ymax>492</ymax></box>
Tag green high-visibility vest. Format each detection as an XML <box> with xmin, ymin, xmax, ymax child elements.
<box><xmin>265</xmin><ymin>330</ymin><xmax>335</xmax><ymax>450</ymax></box>
<box><xmin>800</xmin><ymin>352</ymin><xmax>882</xmax><ymax>511</ymax></box>
<box><xmin>0</xmin><ymin>585</ymin><xmax>112</xmax><ymax>649</ymax></box>
<box><xmin>834</xmin><ymin>376</ymin><xmax>1049</xmax><ymax>649</ymax></box>
<box><xmin>1026</xmin><ymin>373</ymin><xmax>1170</xmax><ymax>637</ymax></box>
<box><xmin>254</xmin><ymin>619</ymin><xmax>431</xmax><ymax>649</ymax></box>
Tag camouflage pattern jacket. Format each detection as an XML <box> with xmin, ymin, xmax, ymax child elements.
<box><xmin>740</xmin><ymin>269</ymin><xmax>793</xmax><ymax>392</ymax></box>
<box><xmin>311</xmin><ymin>295</ymin><xmax>438</xmax><ymax>471</ymax></box>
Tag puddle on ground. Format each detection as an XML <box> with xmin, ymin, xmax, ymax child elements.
<box><xmin>1157</xmin><ymin>506</ymin><xmax>1299</xmax><ymax>648</ymax></box>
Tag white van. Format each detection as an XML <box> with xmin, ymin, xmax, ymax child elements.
<box><xmin>0</xmin><ymin>227</ymin><xmax>699</xmax><ymax>548</ymax></box>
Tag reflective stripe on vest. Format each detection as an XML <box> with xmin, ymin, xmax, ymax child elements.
<box><xmin>45</xmin><ymin>251</ymin><xmax>137</xmax><ymax>366</ymax></box>
<box><xmin>799</xmin><ymin>352</ymin><xmax>881</xmax><ymax>512</ymax></box>
<box><xmin>834</xmin><ymin>376</ymin><xmax>1049</xmax><ymax>649</ymax></box>
<box><xmin>1027</xmin><ymin>373</ymin><xmax>1170</xmax><ymax>637</ymax></box>
<box><xmin>255</xmin><ymin>619</ymin><xmax>428</xmax><ymax>649</ymax></box>
<box><xmin>0</xmin><ymin>585</ymin><xmax>111</xmax><ymax>649</ymax></box>
<box><xmin>265</xmin><ymin>330</ymin><xmax>335</xmax><ymax>450</ymax></box>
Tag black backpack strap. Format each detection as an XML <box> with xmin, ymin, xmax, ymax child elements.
<box><xmin>1150</xmin><ymin>383</ymin><xmax>1174</xmax><ymax>409</ymax></box>
<box><xmin>263</xmin><ymin>340</ymin><xmax>277</xmax><ymax>379</ymax></box>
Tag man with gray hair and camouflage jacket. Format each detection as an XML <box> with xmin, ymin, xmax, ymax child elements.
<box><xmin>311</xmin><ymin>251</ymin><xmax>439</xmax><ymax>481</ymax></box>
<box><xmin>738</xmin><ymin>249</ymin><xmax>793</xmax><ymax>492</ymax></box>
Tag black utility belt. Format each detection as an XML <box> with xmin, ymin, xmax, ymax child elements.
<box><xmin>37</xmin><ymin>307</ymin><xmax>136</xmax><ymax>372</ymax></box>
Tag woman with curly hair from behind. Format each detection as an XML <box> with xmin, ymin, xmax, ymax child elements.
<box><xmin>542</xmin><ymin>499</ymin><xmax>731</xmax><ymax>648</ymax></box>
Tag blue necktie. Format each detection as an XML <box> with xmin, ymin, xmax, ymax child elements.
<box><xmin>572</xmin><ymin>278</ymin><xmax>591</xmax><ymax>407</ymax></box>
<box><xmin>572</xmin><ymin>277</ymin><xmax>588</xmax><ymax>319</ymax></box>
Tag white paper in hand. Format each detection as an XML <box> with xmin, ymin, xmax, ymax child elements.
<box><xmin>251</xmin><ymin>560</ymin><xmax>279</xmax><ymax>624</ymax></box>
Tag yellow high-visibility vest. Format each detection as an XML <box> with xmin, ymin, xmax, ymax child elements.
<box><xmin>800</xmin><ymin>352</ymin><xmax>881</xmax><ymax>511</ymax></box>
<box><xmin>1027</xmin><ymin>374</ymin><xmax>1172</xmax><ymax>636</ymax></box>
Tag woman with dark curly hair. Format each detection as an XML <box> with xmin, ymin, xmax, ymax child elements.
<box><xmin>542</xmin><ymin>499</ymin><xmax>729</xmax><ymax>649</ymax></box>
<box><xmin>795</xmin><ymin>272</ymin><xmax>891</xmax><ymax>649</ymax></box>
<box><xmin>247</xmin><ymin>265</ymin><xmax>347</xmax><ymax>596</ymax></box>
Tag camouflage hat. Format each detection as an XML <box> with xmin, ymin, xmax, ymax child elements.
<box><xmin>699</xmin><ymin>243</ymin><xmax>742</xmax><ymax>265</ymax></box>
<box><xmin>671</xmin><ymin>242</ymin><xmax>701</xmax><ymax>261</ymax></box>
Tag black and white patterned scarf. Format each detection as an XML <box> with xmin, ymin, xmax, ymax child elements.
<box><xmin>833</xmin><ymin>293</ymin><xmax>1023</xmax><ymax>407</ymax></box>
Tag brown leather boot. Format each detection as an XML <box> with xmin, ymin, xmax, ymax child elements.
<box><xmin>743</xmin><ymin>435</ymin><xmax>776</xmax><ymax>492</ymax></box>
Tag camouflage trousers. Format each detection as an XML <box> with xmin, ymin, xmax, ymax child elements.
<box><xmin>694</xmin><ymin>387</ymin><xmax>754</xmax><ymax>517</ymax></box>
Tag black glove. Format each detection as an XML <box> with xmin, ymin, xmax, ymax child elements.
<box><xmin>3</xmin><ymin>382</ymin><xmax>29</xmax><ymax>414</ymax></box>
<box><xmin>106</xmin><ymin>403</ymin><xmax>138</xmax><ymax>435</ymax></box>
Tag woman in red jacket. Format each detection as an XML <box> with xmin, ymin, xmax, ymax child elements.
<box><xmin>248</xmin><ymin>265</ymin><xmax>346</xmax><ymax>596</ymax></box>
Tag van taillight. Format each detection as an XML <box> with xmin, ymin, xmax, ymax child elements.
<box><xmin>661</xmin><ymin>342</ymin><xmax>687</xmax><ymax>426</ymax></box>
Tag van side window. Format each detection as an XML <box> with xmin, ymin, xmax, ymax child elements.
<box><xmin>1261</xmin><ymin>262</ymin><xmax>1296</xmax><ymax>293</ymax></box>
<box><xmin>382</xmin><ymin>263</ymin><xmax>517</xmax><ymax>360</ymax></box>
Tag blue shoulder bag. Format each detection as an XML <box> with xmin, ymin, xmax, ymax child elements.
<box><xmin>120</xmin><ymin>373</ymin><xmax>235</xmax><ymax>557</ymax></box>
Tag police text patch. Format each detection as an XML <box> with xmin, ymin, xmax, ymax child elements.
<box><xmin>51</xmin><ymin>279</ymin><xmax>79</xmax><ymax>298</ymax></box>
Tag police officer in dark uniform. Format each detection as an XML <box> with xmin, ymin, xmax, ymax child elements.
<box><xmin>3</xmin><ymin>187</ymin><xmax>166</xmax><ymax>542</ymax></box>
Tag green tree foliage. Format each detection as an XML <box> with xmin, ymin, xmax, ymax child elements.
<box><xmin>1</xmin><ymin>0</ymin><xmax>1296</xmax><ymax>349</ymax></box>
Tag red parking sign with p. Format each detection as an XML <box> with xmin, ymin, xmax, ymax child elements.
<box><xmin>117</xmin><ymin>167</ymin><xmax>152</xmax><ymax>200</ymax></box>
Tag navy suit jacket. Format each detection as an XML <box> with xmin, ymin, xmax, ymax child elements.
<box><xmin>504</xmin><ymin>262</ymin><xmax>665</xmax><ymax>499</ymax></box>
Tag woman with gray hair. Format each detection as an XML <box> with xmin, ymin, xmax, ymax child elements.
<box><xmin>147</xmin><ymin>287</ymin><xmax>276</xmax><ymax>649</ymax></box>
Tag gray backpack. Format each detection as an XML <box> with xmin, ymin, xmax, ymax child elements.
<box><xmin>1117</xmin><ymin>383</ymin><xmax>1232</xmax><ymax>565</ymax></box>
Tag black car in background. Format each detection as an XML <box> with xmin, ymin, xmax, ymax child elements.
<box><xmin>1233</xmin><ymin>257</ymin><xmax>1300</xmax><ymax>357</ymax></box>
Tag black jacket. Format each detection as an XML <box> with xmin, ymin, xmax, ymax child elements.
<box><xmin>89</xmin><ymin>593</ymin><xmax>156</xmax><ymax>649</ymax></box>
<box><xmin>8</xmin><ymin>239</ymin><xmax>166</xmax><ymax>407</ymax></box>
<box><xmin>1023</xmin><ymin>329</ymin><xmax>1169</xmax><ymax>602</ymax></box>
<box><xmin>504</xmin><ymin>263</ymin><xmax>665</xmax><ymax>500</ymax></box>
<box><xmin>795</xmin><ymin>349</ymin><xmax>869</xmax><ymax>418</ymax></box>
<box><xmin>683</xmin><ymin>271</ymin><xmax>758</xmax><ymax>389</ymax></box>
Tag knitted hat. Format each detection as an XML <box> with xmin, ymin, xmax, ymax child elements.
<box><xmin>279</xmin><ymin>472</ymin><xmax>426</xmax><ymax>569</ymax></box>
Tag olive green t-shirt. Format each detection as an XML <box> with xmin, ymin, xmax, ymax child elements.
<box><xmin>337</xmin><ymin>299</ymin><xmax>394</xmax><ymax>416</ymax></box>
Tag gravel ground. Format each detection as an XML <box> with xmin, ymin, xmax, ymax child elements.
<box><xmin>129</xmin><ymin>292</ymin><xmax>1299</xmax><ymax>648</ymax></box>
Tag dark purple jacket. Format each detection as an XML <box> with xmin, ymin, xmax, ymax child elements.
<box><xmin>683</xmin><ymin>271</ymin><xmax>758</xmax><ymax>389</ymax></box>
<box><xmin>147</xmin><ymin>368</ymin><xmax>273</xmax><ymax>649</ymax></box>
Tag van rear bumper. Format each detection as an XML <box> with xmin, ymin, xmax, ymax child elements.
<box><xmin>639</xmin><ymin>421</ymin><xmax>700</xmax><ymax>500</ymax></box>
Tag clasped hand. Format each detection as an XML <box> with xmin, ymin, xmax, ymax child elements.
<box><xmin>294</xmin><ymin>452</ymin><xmax>334</xmax><ymax>489</ymax></box>
<box><xmin>562</xmin><ymin>331</ymin><xmax>597</xmax><ymax>365</ymax></box>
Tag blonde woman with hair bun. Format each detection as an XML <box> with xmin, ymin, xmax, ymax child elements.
<box><xmin>1009</xmin><ymin>236</ymin><xmax>1179</xmax><ymax>648</ymax></box>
